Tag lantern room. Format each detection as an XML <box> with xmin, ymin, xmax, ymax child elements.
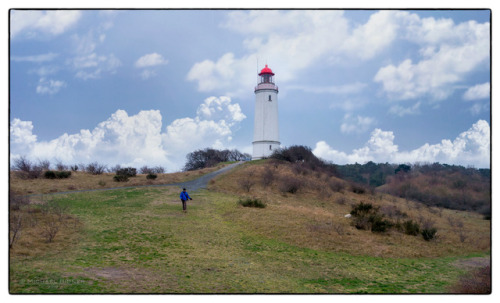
<box><xmin>259</xmin><ymin>64</ymin><xmax>275</xmax><ymax>84</ymax></box>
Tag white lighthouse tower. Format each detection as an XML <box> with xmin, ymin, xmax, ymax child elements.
<box><xmin>253</xmin><ymin>64</ymin><xmax>280</xmax><ymax>160</ymax></box>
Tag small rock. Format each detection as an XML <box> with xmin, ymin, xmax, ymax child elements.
<box><xmin>344</xmin><ymin>214</ymin><xmax>352</xmax><ymax>218</ymax></box>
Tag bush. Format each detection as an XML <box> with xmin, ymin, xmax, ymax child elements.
<box><xmin>350</xmin><ymin>202</ymin><xmax>375</xmax><ymax>217</ymax></box>
<box><xmin>116</xmin><ymin>167</ymin><xmax>137</xmax><ymax>177</ymax></box>
<box><xmin>44</xmin><ymin>170</ymin><xmax>57</xmax><ymax>179</ymax></box>
<box><xmin>44</xmin><ymin>170</ymin><xmax>71</xmax><ymax>179</ymax></box>
<box><xmin>403</xmin><ymin>220</ymin><xmax>421</xmax><ymax>236</ymax></box>
<box><xmin>146</xmin><ymin>173</ymin><xmax>157</xmax><ymax>180</ymax></box>
<box><xmin>370</xmin><ymin>215</ymin><xmax>394</xmax><ymax>233</ymax></box>
<box><xmin>238</xmin><ymin>198</ymin><xmax>266</xmax><ymax>208</ymax></box>
<box><xmin>422</xmin><ymin>227</ymin><xmax>437</xmax><ymax>241</ymax></box>
<box><xmin>113</xmin><ymin>175</ymin><xmax>129</xmax><ymax>182</ymax></box>
<box><xmin>57</xmin><ymin>171</ymin><xmax>71</xmax><ymax>178</ymax></box>
<box><xmin>350</xmin><ymin>202</ymin><xmax>394</xmax><ymax>233</ymax></box>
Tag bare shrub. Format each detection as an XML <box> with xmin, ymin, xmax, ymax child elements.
<box><xmin>38</xmin><ymin>160</ymin><xmax>51</xmax><ymax>171</ymax></box>
<box><xmin>261</xmin><ymin>169</ymin><xmax>275</xmax><ymax>187</ymax></box>
<box><xmin>41</xmin><ymin>218</ymin><xmax>60</xmax><ymax>243</ymax></box>
<box><xmin>10</xmin><ymin>193</ymin><xmax>30</xmax><ymax>211</ymax></box>
<box><xmin>291</xmin><ymin>162</ymin><xmax>308</xmax><ymax>175</ymax></box>
<box><xmin>333</xmin><ymin>223</ymin><xmax>345</xmax><ymax>235</ymax></box>
<box><xmin>12</xmin><ymin>157</ymin><xmax>45</xmax><ymax>179</ymax></box>
<box><xmin>12</xmin><ymin>156</ymin><xmax>32</xmax><ymax>172</ymax></box>
<box><xmin>238</xmin><ymin>177</ymin><xmax>255</xmax><ymax>192</ymax></box>
<box><xmin>86</xmin><ymin>162</ymin><xmax>107</xmax><ymax>175</ymax></box>
<box><xmin>55</xmin><ymin>160</ymin><xmax>68</xmax><ymax>171</ymax></box>
<box><xmin>419</xmin><ymin>217</ymin><xmax>437</xmax><ymax>241</ymax></box>
<box><xmin>140</xmin><ymin>165</ymin><xmax>166</xmax><ymax>174</ymax></box>
<box><xmin>9</xmin><ymin>213</ymin><xmax>23</xmax><ymax>248</ymax></box>
<box><xmin>278</xmin><ymin>176</ymin><xmax>302</xmax><ymax>194</ymax></box>
<box><xmin>328</xmin><ymin>179</ymin><xmax>345</xmax><ymax>192</ymax></box>
<box><xmin>41</xmin><ymin>201</ymin><xmax>68</xmax><ymax>222</ymax></box>
<box><xmin>380</xmin><ymin>205</ymin><xmax>408</xmax><ymax>220</ymax></box>
<box><xmin>335</xmin><ymin>196</ymin><xmax>347</xmax><ymax>205</ymax></box>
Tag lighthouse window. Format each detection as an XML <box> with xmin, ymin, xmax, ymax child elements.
<box><xmin>269</xmin><ymin>145</ymin><xmax>272</xmax><ymax>150</ymax></box>
<box><xmin>268</xmin><ymin>95</ymin><xmax>272</xmax><ymax>101</ymax></box>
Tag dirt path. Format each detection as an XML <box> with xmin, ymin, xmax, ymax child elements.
<box><xmin>170</xmin><ymin>161</ymin><xmax>243</xmax><ymax>191</ymax></box>
<box><xmin>27</xmin><ymin>161</ymin><xmax>244</xmax><ymax>197</ymax></box>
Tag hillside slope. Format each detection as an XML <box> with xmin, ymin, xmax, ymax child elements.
<box><xmin>209</xmin><ymin>160</ymin><xmax>490</xmax><ymax>258</ymax></box>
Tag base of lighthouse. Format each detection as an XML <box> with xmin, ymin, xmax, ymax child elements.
<box><xmin>252</xmin><ymin>141</ymin><xmax>280</xmax><ymax>160</ymax></box>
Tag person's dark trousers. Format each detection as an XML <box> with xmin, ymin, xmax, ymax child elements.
<box><xmin>181</xmin><ymin>199</ymin><xmax>187</xmax><ymax>211</ymax></box>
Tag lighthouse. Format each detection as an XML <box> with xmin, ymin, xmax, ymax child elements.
<box><xmin>253</xmin><ymin>64</ymin><xmax>280</xmax><ymax>160</ymax></box>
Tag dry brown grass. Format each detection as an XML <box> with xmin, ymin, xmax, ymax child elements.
<box><xmin>10</xmin><ymin>164</ymin><xmax>229</xmax><ymax>195</ymax></box>
<box><xmin>9</xmin><ymin>203</ymin><xmax>82</xmax><ymax>258</ymax></box>
<box><xmin>210</xmin><ymin>160</ymin><xmax>491</xmax><ymax>258</ymax></box>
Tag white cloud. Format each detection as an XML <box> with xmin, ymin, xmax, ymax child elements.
<box><xmin>11</xmin><ymin>53</ymin><xmax>59</xmax><ymax>63</ymax></box>
<box><xmin>135</xmin><ymin>53</ymin><xmax>168</xmax><ymax>68</ymax></box>
<box><xmin>36</xmin><ymin>78</ymin><xmax>66</xmax><ymax>95</ymax></box>
<box><xmin>188</xmin><ymin>10</ymin><xmax>397</xmax><ymax>96</ymax></box>
<box><xmin>463</xmin><ymin>82</ymin><xmax>490</xmax><ymax>101</ymax></box>
<box><xmin>388</xmin><ymin>102</ymin><xmax>421</xmax><ymax>117</ymax></box>
<box><xmin>195</xmin><ymin>96</ymin><xmax>246</xmax><ymax>124</ymax></box>
<box><xmin>10</xmin><ymin>96</ymin><xmax>246</xmax><ymax>172</ymax></box>
<box><xmin>340</xmin><ymin>114</ymin><xmax>376</xmax><ymax>134</ymax></box>
<box><xmin>10</xmin><ymin>10</ymin><xmax>82</xmax><ymax>38</ymax></box>
<box><xmin>72</xmin><ymin>53</ymin><xmax>122</xmax><ymax>80</ymax></box>
<box><xmin>313</xmin><ymin>120</ymin><xmax>490</xmax><ymax>168</ymax></box>
<box><xmin>10</xmin><ymin>119</ymin><xmax>37</xmax><ymax>148</ymax></box>
<box><xmin>340</xmin><ymin>10</ymin><xmax>403</xmax><ymax>60</ymax></box>
<box><xmin>374</xmin><ymin>15</ymin><xmax>489</xmax><ymax>101</ymax></box>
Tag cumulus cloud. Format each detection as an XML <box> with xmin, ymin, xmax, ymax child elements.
<box><xmin>463</xmin><ymin>82</ymin><xmax>490</xmax><ymax>100</ymax></box>
<box><xmin>10</xmin><ymin>96</ymin><xmax>246</xmax><ymax>171</ymax></box>
<box><xmin>188</xmin><ymin>10</ymin><xmax>395</xmax><ymax>96</ymax></box>
<box><xmin>10</xmin><ymin>10</ymin><xmax>82</xmax><ymax>38</ymax></box>
<box><xmin>135</xmin><ymin>53</ymin><xmax>168</xmax><ymax>68</ymax></box>
<box><xmin>374</xmin><ymin>16</ymin><xmax>489</xmax><ymax>101</ymax></box>
<box><xmin>135</xmin><ymin>53</ymin><xmax>168</xmax><ymax>80</ymax></box>
<box><xmin>36</xmin><ymin>78</ymin><xmax>66</xmax><ymax>95</ymax></box>
<box><xmin>189</xmin><ymin>10</ymin><xmax>489</xmax><ymax>102</ymax></box>
<box><xmin>313</xmin><ymin>120</ymin><xmax>490</xmax><ymax>168</ymax></box>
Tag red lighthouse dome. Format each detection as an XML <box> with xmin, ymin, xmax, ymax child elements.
<box><xmin>259</xmin><ymin>64</ymin><xmax>275</xmax><ymax>76</ymax></box>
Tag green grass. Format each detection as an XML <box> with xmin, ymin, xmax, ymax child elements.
<box><xmin>9</xmin><ymin>186</ymin><xmax>488</xmax><ymax>293</ymax></box>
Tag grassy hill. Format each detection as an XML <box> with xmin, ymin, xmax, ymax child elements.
<box><xmin>9</xmin><ymin>160</ymin><xmax>490</xmax><ymax>293</ymax></box>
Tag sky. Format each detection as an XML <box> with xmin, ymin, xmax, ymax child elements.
<box><xmin>9</xmin><ymin>8</ymin><xmax>491</xmax><ymax>171</ymax></box>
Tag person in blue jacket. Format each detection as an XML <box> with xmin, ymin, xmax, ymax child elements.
<box><xmin>179</xmin><ymin>188</ymin><xmax>192</xmax><ymax>213</ymax></box>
